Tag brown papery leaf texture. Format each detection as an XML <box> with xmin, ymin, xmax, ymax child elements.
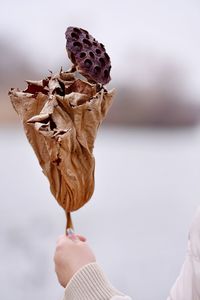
<box><xmin>9</xmin><ymin>69</ymin><xmax>114</xmax><ymax>229</ymax></box>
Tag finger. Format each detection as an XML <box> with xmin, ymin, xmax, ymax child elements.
<box><xmin>76</xmin><ymin>234</ymin><xmax>87</xmax><ymax>242</ymax></box>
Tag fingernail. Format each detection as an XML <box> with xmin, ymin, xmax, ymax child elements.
<box><xmin>66</xmin><ymin>228</ymin><xmax>78</xmax><ymax>241</ymax></box>
<box><xmin>66</xmin><ymin>228</ymin><xmax>75</xmax><ymax>236</ymax></box>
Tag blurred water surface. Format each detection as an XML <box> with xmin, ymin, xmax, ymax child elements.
<box><xmin>1</xmin><ymin>126</ymin><xmax>200</xmax><ymax>300</ymax></box>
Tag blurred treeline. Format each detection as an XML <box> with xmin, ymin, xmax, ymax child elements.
<box><xmin>1</xmin><ymin>38</ymin><xmax>200</xmax><ymax>127</ymax></box>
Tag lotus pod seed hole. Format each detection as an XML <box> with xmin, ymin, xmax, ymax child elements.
<box><xmin>73</xmin><ymin>28</ymin><xmax>81</xmax><ymax>34</ymax></box>
<box><xmin>99</xmin><ymin>57</ymin><xmax>105</xmax><ymax>67</ymax></box>
<box><xmin>84</xmin><ymin>59</ymin><xmax>92</xmax><ymax>68</ymax></box>
<box><xmin>94</xmin><ymin>66</ymin><xmax>101</xmax><ymax>74</ymax></box>
<box><xmin>104</xmin><ymin>53</ymin><xmax>110</xmax><ymax>61</ymax></box>
<box><xmin>82</xmin><ymin>29</ymin><xmax>89</xmax><ymax>34</ymax></box>
<box><xmin>104</xmin><ymin>69</ymin><xmax>109</xmax><ymax>78</ymax></box>
<box><xmin>95</xmin><ymin>49</ymin><xmax>101</xmax><ymax>55</ymax></box>
<box><xmin>89</xmin><ymin>51</ymin><xmax>95</xmax><ymax>58</ymax></box>
<box><xmin>71</xmin><ymin>32</ymin><xmax>79</xmax><ymax>39</ymax></box>
<box><xmin>100</xmin><ymin>43</ymin><xmax>105</xmax><ymax>50</ymax></box>
<box><xmin>83</xmin><ymin>39</ymin><xmax>92</xmax><ymax>47</ymax></box>
<box><xmin>73</xmin><ymin>41</ymin><xmax>82</xmax><ymax>51</ymax></box>
<box><xmin>80</xmin><ymin>52</ymin><xmax>86</xmax><ymax>58</ymax></box>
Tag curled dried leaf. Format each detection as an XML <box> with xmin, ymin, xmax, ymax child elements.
<box><xmin>9</xmin><ymin>69</ymin><xmax>114</xmax><ymax>228</ymax></box>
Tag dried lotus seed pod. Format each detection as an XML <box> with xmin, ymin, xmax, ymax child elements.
<box><xmin>65</xmin><ymin>26</ymin><xmax>111</xmax><ymax>85</ymax></box>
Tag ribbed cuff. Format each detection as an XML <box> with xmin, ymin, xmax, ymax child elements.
<box><xmin>64</xmin><ymin>263</ymin><xmax>125</xmax><ymax>300</ymax></box>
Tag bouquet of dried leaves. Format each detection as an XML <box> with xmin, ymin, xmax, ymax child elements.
<box><xmin>9</xmin><ymin>27</ymin><xmax>114</xmax><ymax>229</ymax></box>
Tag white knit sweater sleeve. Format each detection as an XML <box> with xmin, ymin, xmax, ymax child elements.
<box><xmin>63</xmin><ymin>262</ymin><xmax>132</xmax><ymax>300</ymax></box>
<box><xmin>167</xmin><ymin>207</ymin><xmax>200</xmax><ymax>300</ymax></box>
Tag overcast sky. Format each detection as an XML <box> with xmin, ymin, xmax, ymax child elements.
<box><xmin>1</xmin><ymin>0</ymin><xmax>200</xmax><ymax>97</ymax></box>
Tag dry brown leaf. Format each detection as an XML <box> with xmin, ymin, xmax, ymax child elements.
<box><xmin>9</xmin><ymin>69</ymin><xmax>114</xmax><ymax>229</ymax></box>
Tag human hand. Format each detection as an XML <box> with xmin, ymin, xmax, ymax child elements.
<box><xmin>54</xmin><ymin>230</ymin><xmax>96</xmax><ymax>287</ymax></box>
